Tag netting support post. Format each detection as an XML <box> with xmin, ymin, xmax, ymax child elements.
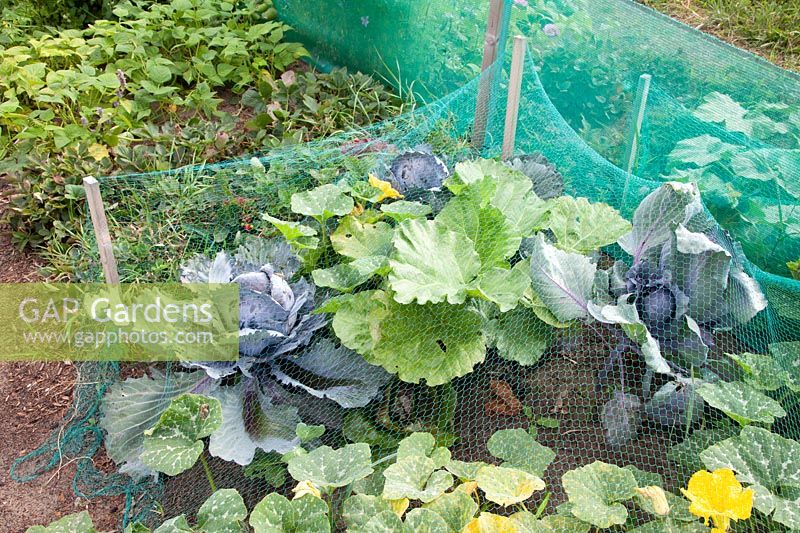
<box><xmin>83</xmin><ymin>177</ymin><xmax>120</xmax><ymax>284</ymax></box>
<box><xmin>502</xmin><ymin>36</ymin><xmax>527</xmax><ymax>160</ymax></box>
<box><xmin>623</xmin><ymin>73</ymin><xmax>652</xmax><ymax>175</ymax></box>
<box><xmin>471</xmin><ymin>0</ymin><xmax>507</xmax><ymax>152</ymax></box>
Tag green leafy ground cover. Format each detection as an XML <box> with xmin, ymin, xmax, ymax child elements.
<box><xmin>0</xmin><ymin>0</ymin><xmax>410</xmax><ymax>274</ymax></box>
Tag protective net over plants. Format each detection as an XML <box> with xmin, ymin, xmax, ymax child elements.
<box><xmin>278</xmin><ymin>0</ymin><xmax>800</xmax><ymax>279</ymax></box>
<box><xmin>11</xmin><ymin>0</ymin><xmax>800</xmax><ymax>531</ymax></box>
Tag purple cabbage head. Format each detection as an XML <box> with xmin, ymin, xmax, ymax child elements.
<box><xmin>180</xmin><ymin>238</ymin><xmax>327</xmax><ymax>378</ymax></box>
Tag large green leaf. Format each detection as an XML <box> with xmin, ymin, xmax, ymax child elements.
<box><xmin>671</xmin><ymin>224</ymin><xmax>732</xmax><ymax>321</ymax></box>
<box><xmin>196</xmin><ymin>489</ymin><xmax>247</xmax><ymax>533</ymax></box>
<box><xmin>446</xmin><ymin>159</ymin><xmax>521</xmax><ymax>193</ymax></box>
<box><xmin>354</xmin><ymin>510</ymin><xmax>407</xmax><ymax>533</ymax></box>
<box><xmin>343</xmin><ymin>494</ymin><xmax>394</xmax><ymax>531</ymax></box>
<box><xmin>729</xmin><ymin>352</ymin><xmax>789</xmax><ymax>391</ymax></box>
<box><xmin>290</xmin><ymin>184</ymin><xmax>354</xmax><ymax>222</ymax></box>
<box><xmin>380</xmin><ymin>200</ymin><xmax>432</xmax><ymax>222</ymax></box>
<box><xmin>436</xmin><ymin>188</ymin><xmax>521</xmax><ymax>270</ymax></box>
<box><xmin>99</xmin><ymin>369</ymin><xmax>206</xmax><ymax>478</ymax></box>
<box><xmin>488</xmin><ymin>168</ymin><xmax>550</xmax><ymax>237</ymax></box>
<box><xmin>544</xmin><ymin>196</ymin><xmax>631</xmax><ymax>254</ymax></box>
<box><xmin>769</xmin><ymin>342</ymin><xmax>800</xmax><ymax>391</ymax></box>
<box><xmin>446</xmin><ymin>160</ymin><xmax>550</xmax><ymax>237</ymax></box>
<box><xmin>487</xmin><ymin>306</ymin><xmax>551</xmax><ymax>365</ymax></box>
<box><xmin>693</xmin><ymin>92</ymin><xmax>754</xmax><ymax>135</ymax></box>
<box><xmin>617</xmin><ymin>182</ymin><xmax>701</xmax><ymax>261</ymax></box>
<box><xmin>312</xmin><ymin>256</ymin><xmax>388</xmax><ymax>292</ymax></box>
<box><xmin>287</xmin><ymin>443</ymin><xmax>373</xmax><ymax>489</ymax></box>
<box><xmin>403</xmin><ymin>508</ymin><xmax>450</xmax><ymax>533</ymax></box>
<box><xmin>561</xmin><ymin>461</ymin><xmax>638</xmax><ymax>528</ymax></box>
<box><xmin>373</xmin><ymin>301</ymin><xmax>486</xmax><ymax>385</ymax></box>
<box><xmin>250</xmin><ymin>493</ymin><xmax>330</xmax><ymax>533</ymax></box>
<box><xmin>153</xmin><ymin>516</ymin><xmax>192</xmax><ymax>533</ymax></box>
<box><xmin>396</xmin><ymin>432</ymin><xmax>450</xmax><ymax>467</ymax></box>
<box><xmin>388</xmin><ymin>219</ymin><xmax>480</xmax><ymax>305</ymax></box>
<box><xmin>382</xmin><ymin>456</ymin><xmax>454</xmax><ymax>503</ymax></box>
<box><xmin>445</xmin><ymin>460</ymin><xmax>486</xmax><ymax>481</ymax></box>
<box><xmin>423</xmin><ymin>490</ymin><xmax>478</xmax><ymax>532</ymax></box>
<box><xmin>529</xmin><ymin>234</ymin><xmax>595</xmax><ymax>321</ymax></box>
<box><xmin>208</xmin><ymin>380</ymin><xmax>300</xmax><ymax>466</ymax></box>
<box><xmin>624</xmin><ymin>465</ymin><xmax>662</xmax><ymax>489</ymax></box>
<box><xmin>731</xmin><ymin>148</ymin><xmax>800</xmax><ymax>198</ymax></box>
<box><xmin>668</xmin><ymin>135</ymin><xmax>738</xmax><ymax>167</ymax></box>
<box><xmin>331</xmin><ymin>290</ymin><xmax>391</xmax><ymax>354</ymax></box>
<box><xmin>701</xmin><ymin>426</ymin><xmax>800</xmax><ymax>530</ymax></box>
<box><xmin>333</xmin><ymin>290</ymin><xmax>486</xmax><ymax>386</ymax></box>
<box><xmin>697</xmin><ymin>381</ymin><xmax>786</xmax><ymax>425</ymax></box>
<box><xmin>263</xmin><ymin>214</ymin><xmax>319</xmax><ymax>250</ymax></box>
<box><xmin>331</xmin><ymin>217</ymin><xmax>394</xmax><ymax>259</ymax></box>
<box><xmin>486</xmin><ymin>428</ymin><xmax>555</xmax><ymax>477</ymax></box>
<box><xmin>667</xmin><ymin>425</ymin><xmax>739</xmax><ymax>472</ymax></box>
<box><xmin>26</xmin><ymin>512</ymin><xmax>97</xmax><ymax>533</ymax></box>
<box><xmin>141</xmin><ymin>393</ymin><xmax>223</xmax><ymax>476</ymax></box>
<box><xmin>510</xmin><ymin>511</ymin><xmax>591</xmax><ymax>533</ymax></box>
<box><xmin>476</xmin><ymin>465</ymin><xmax>545</xmax><ymax>506</ymax></box>
<box><xmin>470</xmin><ymin>262</ymin><xmax>531</xmax><ymax>312</ymax></box>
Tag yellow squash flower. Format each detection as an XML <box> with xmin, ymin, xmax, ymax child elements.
<box><xmin>292</xmin><ymin>480</ymin><xmax>321</xmax><ymax>500</ymax></box>
<box><xmin>368</xmin><ymin>173</ymin><xmax>403</xmax><ymax>202</ymax></box>
<box><xmin>681</xmin><ymin>468</ymin><xmax>753</xmax><ymax>532</ymax></box>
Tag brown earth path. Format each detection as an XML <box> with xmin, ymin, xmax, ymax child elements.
<box><xmin>0</xmin><ymin>189</ymin><xmax>122</xmax><ymax>532</ymax></box>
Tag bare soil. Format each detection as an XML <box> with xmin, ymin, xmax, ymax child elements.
<box><xmin>452</xmin><ymin>328</ymin><xmax>681</xmax><ymax>515</ymax></box>
<box><xmin>0</xmin><ymin>189</ymin><xmax>123</xmax><ymax>532</ymax></box>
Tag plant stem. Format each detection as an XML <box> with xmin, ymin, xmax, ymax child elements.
<box><xmin>371</xmin><ymin>452</ymin><xmax>398</xmax><ymax>468</ymax></box>
<box><xmin>535</xmin><ymin>492</ymin><xmax>551</xmax><ymax>518</ymax></box>
<box><xmin>684</xmin><ymin>366</ymin><xmax>696</xmax><ymax>441</ymax></box>
<box><xmin>199</xmin><ymin>452</ymin><xmax>217</xmax><ymax>492</ymax></box>
<box><xmin>326</xmin><ymin>493</ymin><xmax>335</xmax><ymax>531</ymax></box>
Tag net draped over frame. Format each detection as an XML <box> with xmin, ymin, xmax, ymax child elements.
<box><xmin>11</xmin><ymin>0</ymin><xmax>800</xmax><ymax>529</ymax></box>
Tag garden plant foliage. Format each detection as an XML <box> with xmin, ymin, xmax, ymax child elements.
<box><xmin>0</xmin><ymin>0</ymin><xmax>408</xmax><ymax>263</ymax></box>
<box><xmin>11</xmin><ymin>0</ymin><xmax>800</xmax><ymax>531</ymax></box>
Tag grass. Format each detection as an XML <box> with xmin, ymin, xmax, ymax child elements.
<box><xmin>640</xmin><ymin>0</ymin><xmax>800</xmax><ymax>71</ymax></box>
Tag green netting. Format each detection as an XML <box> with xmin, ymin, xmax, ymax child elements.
<box><xmin>11</xmin><ymin>0</ymin><xmax>800</xmax><ymax>531</ymax></box>
<box><xmin>272</xmin><ymin>0</ymin><xmax>509</xmax><ymax>98</ymax></box>
<box><xmin>277</xmin><ymin>0</ymin><xmax>800</xmax><ymax>277</ymax></box>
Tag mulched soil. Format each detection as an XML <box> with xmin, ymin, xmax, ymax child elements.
<box><xmin>0</xmin><ymin>187</ymin><xmax>123</xmax><ymax>532</ymax></box>
<box><xmin>452</xmin><ymin>331</ymin><xmax>681</xmax><ymax>516</ymax></box>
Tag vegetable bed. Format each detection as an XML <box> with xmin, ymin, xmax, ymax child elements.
<box><xmin>29</xmin><ymin>143</ymin><xmax>800</xmax><ymax>532</ymax></box>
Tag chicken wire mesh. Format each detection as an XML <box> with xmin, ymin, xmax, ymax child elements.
<box><xmin>10</xmin><ymin>0</ymin><xmax>800</xmax><ymax>531</ymax></box>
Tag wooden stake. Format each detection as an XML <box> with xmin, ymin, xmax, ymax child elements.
<box><xmin>83</xmin><ymin>177</ymin><xmax>120</xmax><ymax>285</ymax></box>
<box><xmin>471</xmin><ymin>0</ymin><xmax>505</xmax><ymax>151</ymax></box>
<box><xmin>502</xmin><ymin>36</ymin><xmax>527</xmax><ymax>160</ymax></box>
<box><xmin>623</xmin><ymin>74</ymin><xmax>652</xmax><ymax>175</ymax></box>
